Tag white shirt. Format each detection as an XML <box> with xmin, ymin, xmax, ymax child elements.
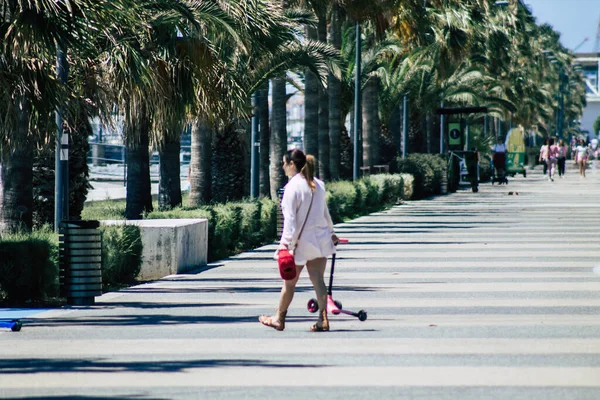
<box><xmin>576</xmin><ymin>145</ymin><xmax>588</xmax><ymax>157</ymax></box>
<box><xmin>280</xmin><ymin>173</ymin><xmax>335</xmax><ymax>264</ymax></box>
<box><xmin>492</xmin><ymin>143</ymin><xmax>506</xmax><ymax>153</ymax></box>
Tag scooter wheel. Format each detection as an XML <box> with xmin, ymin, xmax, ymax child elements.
<box><xmin>307</xmin><ymin>299</ymin><xmax>318</xmax><ymax>313</ymax></box>
<box><xmin>11</xmin><ymin>320</ymin><xmax>22</xmax><ymax>332</ymax></box>
<box><xmin>334</xmin><ymin>300</ymin><xmax>342</xmax><ymax>310</ymax></box>
<box><xmin>358</xmin><ymin>310</ymin><xmax>367</xmax><ymax>321</ymax></box>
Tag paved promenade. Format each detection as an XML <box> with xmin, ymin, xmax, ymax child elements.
<box><xmin>1</xmin><ymin>167</ymin><xmax>600</xmax><ymax>399</ymax></box>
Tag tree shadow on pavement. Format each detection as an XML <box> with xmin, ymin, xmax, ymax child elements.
<box><xmin>120</xmin><ymin>285</ymin><xmax>380</xmax><ymax>295</ymax></box>
<box><xmin>94</xmin><ymin>302</ymin><xmax>246</xmax><ymax>310</ymax></box>
<box><xmin>24</xmin><ymin>314</ymin><xmax>265</xmax><ymax>327</ymax></box>
<box><xmin>339</xmin><ymin>221</ymin><xmax>501</xmax><ymax>225</ymax></box>
<box><xmin>14</xmin><ymin>397</ymin><xmax>167</xmax><ymax>400</ymax></box>
<box><xmin>159</xmin><ymin>278</ymin><xmax>282</xmax><ymax>283</ymax></box>
<box><xmin>0</xmin><ymin>358</ymin><xmax>326</xmax><ymax>374</ymax></box>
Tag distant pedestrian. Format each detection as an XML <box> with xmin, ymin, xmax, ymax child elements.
<box><xmin>546</xmin><ymin>138</ymin><xmax>558</xmax><ymax>181</ymax></box>
<box><xmin>575</xmin><ymin>138</ymin><xmax>589</xmax><ymax>178</ymax></box>
<box><xmin>491</xmin><ymin>136</ymin><xmax>507</xmax><ymax>184</ymax></box>
<box><xmin>556</xmin><ymin>139</ymin><xmax>568</xmax><ymax>177</ymax></box>
<box><xmin>570</xmin><ymin>137</ymin><xmax>577</xmax><ymax>161</ymax></box>
<box><xmin>539</xmin><ymin>138</ymin><xmax>549</xmax><ymax>175</ymax></box>
<box><xmin>259</xmin><ymin>148</ymin><xmax>338</xmax><ymax>332</ymax></box>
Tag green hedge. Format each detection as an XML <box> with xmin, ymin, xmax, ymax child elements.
<box><xmin>0</xmin><ymin>224</ymin><xmax>143</xmax><ymax>304</ymax></box>
<box><xmin>395</xmin><ymin>153</ymin><xmax>446</xmax><ymax>199</ymax></box>
<box><xmin>100</xmin><ymin>225</ymin><xmax>143</xmax><ymax>291</ymax></box>
<box><xmin>147</xmin><ymin>197</ymin><xmax>278</xmax><ymax>262</ymax></box>
<box><xmin>148</xmin><ymin>174</ymin><xmax>412</xmax><ymax>261</ymax></box>
<box><xmin>0</xmin><ymin>228</ymin><xmax>59</xmax><ymax>304</ymax></box>
<box><xmin>326</xmin><ymin>174</ymin><xmax>412</xmax><ymax>222</ymax></box>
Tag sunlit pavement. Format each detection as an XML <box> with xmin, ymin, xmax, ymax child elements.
<box><xmin>1</xmin><ymin>166</ymin><xmax>600</xmax><ymax>400</ymax></box>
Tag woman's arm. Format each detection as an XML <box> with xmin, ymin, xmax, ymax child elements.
<box><xmin>324</xmin><ymin>201</ymin><xmax>334</xmax><ymax>234</ymax></box>
<box><xmin>279</xmin><ymin>186</ymin><xmax>297</xmax><ymax>247</ymax></box>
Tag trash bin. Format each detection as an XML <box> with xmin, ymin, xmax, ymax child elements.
<box><xmin>276</xmin><ymin>187</ymin><xmax>285</xmax><ymax>238</ymax></box>
<box><xmin>59</xmin><ymin>220</ymin><xmax>103</xmax><ymax>305</ymax></box>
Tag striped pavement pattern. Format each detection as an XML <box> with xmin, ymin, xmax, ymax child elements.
<box><xmin>1</xmin><ymin>167</ymin><xmax>600</xmax><ymax>399</ymax></box>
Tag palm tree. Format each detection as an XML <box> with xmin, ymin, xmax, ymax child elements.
<box><xmin>269</xmin><ymin>75</ymin><xmax>288</xmax><ymax>199</ymax></box>
<box><xmin>317</xmin><ymin>8</ymin><xmax>330</xmax><ymax>179</ymax></box>
<box><xmin>0</xmin><ymin>0</ymin><xmax>145</xmax><ymax>232</ymax></box>
<box><xmin>328</xmin><ymin>0</ymin><xmax>344</xmax><ymax>180</ymax></box>
<box><xmin>257</xmin><ymin>83</ymin><xmax>271</xmax><ymax>197</ymax></box>
<box><xmin>188</xmin><ymin>118</ymin><xmax>213</xmax><ymax>205</ymax></box>
<box><xmin>182</xmin><ymin>0</ymin><xmax>336</xmax><ymax>202</ymax></box>
<box><xmin>304</xmin><ymin>25</ymin><xmax>320</xmax><ymax>158</ymax></box>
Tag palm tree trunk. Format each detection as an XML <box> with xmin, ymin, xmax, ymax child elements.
<box><xmin>125</xmin><ymin>107</ymin><xmax>153</xmax><ymax>220</ymax></box>
<box><xmin>0</xmin><ymin>102</ymin><xmax>33</xmax><ymax>233</ymax></box>
<box><xmin>304</xmin><ymin>25</ymin><xmax>319</xmax><ymax>158</ymax></box>
<box><xmin>362</xmin><ymin>77</ymin><xmax>380</xmax><ymax>168</ymax></box>
<box><xmin>258</xmin><ymin>83</ymin><xmax>270</xmax><ymax>197</ymax></box>
<box><xmin>317</xmin><ymin>14</ymin><xmax>330</xmax><ymax>180</ymax></box>
<box><xmin>426</xmin><ymin>112</ymin><xmax>433</xmax><ymax>153</ymax></box>
<box><xmin>328</xmin><ymin>2</ymin><xmax>342</xmax><ymax>180</ymax></box>
<box><xmin>0</xmin><ymin>142</ymin><xmax>33</xmax><ymax>234</ymax></box>
<box><xmin>188</xmin><ymin>118</ymin><xmax>212</xmax><ymax>206</ymax></box>
<box><xmin>389</xmin><ymin>106</ymin><xmax>401</xmax><ymax>156</ymax></box>
<box><xmin>270</xmin><ymin>76</ymin><xmax>288</xmax><ymax>199</ymax></box>
<box><xmin>158</xmin><ymin>136</ymin><xmax>182</xmax><ymax>211</ymax></box>
<box><xmin>371</xmin><ymin>78</ymin><xmax>381</xmax><ymax>165</ymax></box>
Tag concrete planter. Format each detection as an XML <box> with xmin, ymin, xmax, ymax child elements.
<box><xmin>101</xmin><ymin>219</ymin><xmax>208</xmax><ymax>280</ymax></box>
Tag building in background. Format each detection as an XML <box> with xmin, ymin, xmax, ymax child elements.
<box><xmin>576</xmin><ymin>52</ymin><xmax>600</xmax><ymax>138</ymax></box>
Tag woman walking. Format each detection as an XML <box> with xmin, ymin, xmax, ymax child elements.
<box><xmin>546</xmin><ymin>138</ymin><xmax>558</xmax><ymax>181</ymax></box>
<box><xmin>556</xmin><ymin>139</ymin><xmax>568</xmax><ymax>178</ymax></box>
<box><xmin>259</xmin><ymin>149</ymin><xmax>338</xmax><ymax>332</ymax></box>
<box><xmin>575</xmin><ymin>138</ymin><xmax>589</xmax><ymax>178</ymax></box>
<box><xmin>539</xmin><ymin>139</ymin><xmax>549</xmax><ymax>176</ymax></box>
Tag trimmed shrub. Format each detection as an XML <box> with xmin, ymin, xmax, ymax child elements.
<box><xmin>326</xmin><ymin>181</ymin><xmax>358</xmax><ymax>222</ymax></box>
<box><xmin>396</xmin><ymin>153</ymin><xmax>446</xmax><ymax>199</ymax></box>
<box><xmin>100</xmin><ymin>224</ymin><xmax>143</xmax><ymax>290</ymax></box>
<box><xmin>147</xmin><ymin>198</ymin><xmax>278</xmax><ymax>262</ymax></box>
<box><xmin>0</xmin><ymin>228</ymin><xmax>59</xmax><ymax>304</ymax></box>
<box><xmin>369</xmin><ymin>174</ymin><xmax>411</xmax><ymax>203</ymax></box>
<box><xmin>325</xmin><ymin>174</ymin><xmax>410</xmax><ymax>223</ymax></box>
<box><xmin>401</xmin><ymin>174</ymin><xmax>414</xmax><ymax>200</ymax></box>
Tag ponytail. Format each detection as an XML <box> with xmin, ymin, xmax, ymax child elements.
<box><xmin>301</xmin><ymin>155</ymin><xmax>316</xmax><ymax>192</ymax></box>
<box><xmin>286</xmin><ymin>148</ymin><xmax>316</xmax><ymax>191</ymax></box>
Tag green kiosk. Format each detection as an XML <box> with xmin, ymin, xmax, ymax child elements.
<box><xmin>437</xmin><ymin>106</ymin><xmax>487</xmax><ymax>193</ymax></box>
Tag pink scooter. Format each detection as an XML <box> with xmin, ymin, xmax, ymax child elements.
<box><xmin>306</xmin><ymin>239</ymin><xmax>367</xmax><ymax>321</ymax></box>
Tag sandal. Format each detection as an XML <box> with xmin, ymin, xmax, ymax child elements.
<box><xmin>309</xmin><ymin>310</ymin><xmax>329</xmax><ymax>332</ymax></box>
<box><xmin>259</xmin><ymin>310</ymin><xmax>286</xmax><ymax>331</ymax></box>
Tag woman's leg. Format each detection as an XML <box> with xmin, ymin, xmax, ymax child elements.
<box><xmin>306</xmin><ymin>257</ymin><xmax>329</xmax><ymax>330</ymax></box>
<box><xmin>259</xmin><ymin>264</ymin><xmax>304</xmax><ymax>330</ymax></box>
<box><xmin>277</xmin><ymin>264</ymin><xmax>304</xmax><ymax>313</ymax></box>
<box><xmin>582</xmin><ymin>159</ymin><xmax>587</xmax><ymax>177</ymax></box>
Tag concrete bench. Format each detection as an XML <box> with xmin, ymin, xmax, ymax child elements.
<box><xmin>101</xmin><ymin>219</ymin><xmax>208</xmax><ymax>280</ymax></box>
